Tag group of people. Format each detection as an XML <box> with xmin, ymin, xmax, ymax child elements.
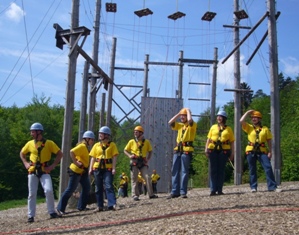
<box><xmin>204</xmin><ymin>109</ymin><xmax>280</xmax><ymax>196</ymax></box>
<box><xmin>165</xmin><ymin>107</ymin><xmax>280</xmax><ymax>199</ymax></box>
<box><xmin>135</xmin><ymin>169</ymin><xmax>160</xmax><ymax>196</ymax></box>
<box><xmin>19</xmin><ymin>107</ymin><xmax>279</xmax><ymax>223</ymax></box>
<box><xmin>20</xmin><ymin>122</ymin><xmax>161</xmax><ymax>222</ymax></box>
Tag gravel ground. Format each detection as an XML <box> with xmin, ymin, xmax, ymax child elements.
<box><xmin>0</xmin><ymin>182</ymin><xmax>299</xmax><ymax>235</ymax></box>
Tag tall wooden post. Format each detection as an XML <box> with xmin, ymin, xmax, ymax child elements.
<box><xmin>178</xmin><ymin>51</ymin><xmax>183</xmax><ymax>99</ymax></box>
<box><xmin>78</xmin><ymin>61</ymin><xmax>90</xmax><ymax>140</ymax></box>
<box><xmin>59</xmin><ymin>0</ymin><xmax>80</xmax><ymax>197</ymax></box>
<box><xmin>88</xmin><ymin>0</ymin><xmax>101</xmax><ymax>131</ymax></box>
<box><xmin>233</xmin><ymin>0</ymin><xmax>242</xmax><ymax>185</ymax></box>
<box><xmin>210</xmin><ymin>47</ymin><xmax>218</xmax><ymax>125</ymax></box>
<box><xmin>268</xmin><ymin>0</ymin><xmax>281</xmax><ymax>184</ymax></box>
<box><xmin>143</xmin><ymin>54</ymin><xmax>149</xmax><ymax>97</ymax></box>
<box><xmin>106</xmin><ymin>37</ymin><xmax>116</xmax><ymax>127</ymax></box>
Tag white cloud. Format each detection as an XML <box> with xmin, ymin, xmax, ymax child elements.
<box><xmin>5</xmin><ymin>3</ymin><xmax>24</xmax><ymax>23</ymax></box>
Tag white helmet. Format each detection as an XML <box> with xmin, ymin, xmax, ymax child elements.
<box><xmin>99</xmin><ymin>126</ymin><xmax>111</xmax><ymax>135</ymax></box>
<box><xmin>217</xmin><ymin>110</ymin><xmax>227</xmax><ymax>118</ymax></box>
<box><xmin>83</xmin><ymin>131</ymin><xmax>95</xmax><ymax>139</ymax></box>
<box><xmin>30</xmin><ymin>123</ymin><xmax>44</xmax><ymax>131</ymax></box>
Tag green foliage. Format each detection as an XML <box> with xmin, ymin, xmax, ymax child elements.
<box><xmin>0</xmin><ymin>198</ymin><xmax>45</xmax><ymax>211</ymax></box>
<box><xmin>1</xmin><ymin>75</ymin><xmax>299</xmax><ymax>203</ymax></box>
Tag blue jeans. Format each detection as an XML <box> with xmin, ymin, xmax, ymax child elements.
<box><xmin>93</xmin><ymin>170</ymin><xmax>116</xmax><ymax>208</ymax></box>
<box><xmin>171</xmin><ymin>152</ymin><xmax>191</xmax><ymax>196</ymax></box>
<box><xmin>209</xmin><ymin>150</ymin><xmax>229</xmax><ymax>193</ymax></box>
<box><xmin>57</xmin><ymin>171</ymin><xmax>90</xmax><ymax>212</ymax></box>
<box><xmin>246</xmin><ymin>152</ymin><xmax>277</xmax><ymax>190</ymax></box>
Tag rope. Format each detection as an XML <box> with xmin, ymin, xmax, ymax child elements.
<box><xmin>1</xmin><ymin>206</ymin><xmax>298</xmax><ymax>235</ymax></box>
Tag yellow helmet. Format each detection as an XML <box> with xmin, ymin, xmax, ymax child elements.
<box><xmin>134</xmin><ymin>126</ymin><xmax>144</xmax><ymax>133</ymax></box>
<box><xmin>251</xmin><ymin>111</ymin><xmax>262</xmax><ymax>119</ymax></box>
<box><xmin>179</xmin><ymin>108</ymin><xmax>188</xmax><ymax>115</ymax></box>
<box><xmin>122</xmin><ymin>172</ymin><xmax>125</xmax><ymax>176</ymax></box>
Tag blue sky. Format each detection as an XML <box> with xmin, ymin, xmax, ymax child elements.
<box><xmin>0</xmin><ymin>0</ymin><xmax>298</xmax><ymax>120</ymax></box>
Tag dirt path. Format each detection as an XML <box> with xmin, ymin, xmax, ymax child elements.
<box><xmin>1</xmin><ymin>182</ymin><xmax>298</xmax><ymax>235</ymax></box>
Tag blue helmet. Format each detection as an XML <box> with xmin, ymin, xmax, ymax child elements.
<box><xmin>83</xmin><ymin>130</ymin><xmax>95</xmax><ymax>139</ymax></box>
<box><xmin>30</xmin><ymin>123</ymin><xmax>44</xmax><ymax>131</ymax></box>
<box><xmin>217</xmin><ymin>110</ymin><xmax>227</xmax><ymax>118</ymax></box>
<box><xmin>99</xmin><ymin>126</ymin><xmax>111</xmax><ymax>135</ymax></box>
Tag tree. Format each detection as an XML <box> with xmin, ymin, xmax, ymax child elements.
<box><xmin>240</xmin><ymin>82</ymin><xmax>253</xmax><ymax>112</ymax></box>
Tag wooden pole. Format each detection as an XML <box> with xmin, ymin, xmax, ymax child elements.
<box><xmin>88</xmin><ymin>0</ymin><xmax>101</xmax><ymax>131</ymax></box>
<box><xmin>78</xmin><ymin>61</ymin><xmax>90</xmax><ymax>140</ymax></box>
<box><xmin>178</xmin><ymin>51</ymin><xmax>183</xmax><ymax>99</ymax></box>
<box><xmin>106</xmin><ymin>37</ymin><xmax>116</xmax><ymax>127</ymax></box>
<box><xmin>267</xmin><ymin>0</ymin><xmax>281</xmax><ymax>185</ymax></box>
<box><xmin>210</xmin><ymin>47</ymin><xmax>218</xmax><ymax>125</ymax></box>
<box><xmin>143</xmin><ymin>54</ymin><xmax>149</xmax><ymax>97</ymax></box>
<box><xmin>233</xmin><ymin>0</ymin><xmax>242</xmax><ymax>185</ymax></box>
<box><xmin>59</xmin><ymin>0</ymin><xmax>80</xmax><ymax>198</ymax></box>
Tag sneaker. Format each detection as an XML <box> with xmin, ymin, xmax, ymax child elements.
<box><xmin>180</xmin><ymin>194</ymin><xmax>188</xmax><ymax>198</ymax></box>
<box><xmin>93</xmin><ymin>207</ymin><xmax>103</xmax><ymax>213</ymax></box>
<box><xmin>56</xmin><ymin>209</ymin><xmax>66</xmax><ymax>216</ymax></box>
<box><xmin>28</xmin><ymin>217</ymin><xmax>34</xmax><ymax>223</ymax></box>
<box><xmin>149</xmin><ymin>195</ymin><xmax>158</xmax><ymax>199</ymax></box>
<box><xmin>210</xmin><ymin>191</ymin><xmax>216</xmax><ymax>196</ymax></box>
<box><xmin>50</xmin><ymin>212</ymin><xmax>61</xmax><ymax>219</ymax></box>
<box><xmin>133</xmin><ymin>196</ymin><xmax>140</xmax><ymax>201</ymax></box>
<box><xmin>108</xmin><ymin>205</ymin><xmax>118</xmax><ymax>211</ymax></box>
<box><xmin>251</xmin><ymin>188</ymin><xmax>257</xmax><ymax>193</ymax></box>
<box><xmin>270</xmin><ymin>188</ymin><xmax>282</xmax><ymax>193</ymax></box>
<box><xmin>275</xmin><ymin>187</ymin><xmax>282</xmax><ymax>193</ymax></box>
<box><xmin>166</xmin><ymin>194</ymin><xmax>180</xmax><ymax>199</ymax></box>
<box><xmin>217</xmin><ymin>192</ymin><xmax>224</xmax><ymax>195</ymax></box>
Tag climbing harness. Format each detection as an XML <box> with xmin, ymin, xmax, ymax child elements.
<box><xmin>131</xmin><ymin>138</ymin><xmax>146</xmax><ymax>170</ymax></box>
<box><xmin>30</xmin><ymin>138</ymin><xmax>48</xmax><ymax>178</ymax></box>
<box><xmin>209</xmin><ymin>125</ymin><xmax>230</xmax><ymax>153</ymax></box>
<box><xmin>94</xmin><ymin>141</ymin><xmax>112</xmax><ymax>172</ymax></box>
<box><xmin>246</xmin><ymin>126</ymin><xmax>266</xmax><ymax>156</ymax></box>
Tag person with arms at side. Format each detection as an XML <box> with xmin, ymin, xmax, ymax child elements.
<box><xmin>121</xmin><ymin>172</ymin><xmax>129</xmax><ymax>197</ymax></box>
<box><xmin>205</xmin><ymin>111</ymin><xmax>235</xmax><ymax>196</ymax></box>
<box><xmin>117</xmin><ymin>175</ymin><xmax>125</xmax><ymax>198</ymax></box>
<box><xmin>124</xmin><ymin>126</ymin><xmax>158</xmax><ymax>201</ymax></box>
<box><xmin>137</xmin><ymin>171</ymin><xmax>145</xmax><ymax>195</ymax></box>
<box><xmin>56</xmin><ymin>131</ymin><xmax>95</xmax><ymax>216</ymax></box>
<box><xmin>240</xmin><ymin>110</ymin><xmax>281</xmax><ymax>193</ymax></box>
<box><xmin>89</xmin><ymin>126</ymin><xmax>119</xmax><ymax>212</ymax></box>
<box><xmin>20</xmin><ymin>123</ymin><xmax>63</xmax><ymax>223</ymax></box>
<box><xmin>151</xmin><ymin>169</ymin><xmax>160</xmax><ymax>194</ymax></box>
<box><xmin>167</xmin><ymin>108</ymin><xmax>197</xmax><ymax>199</ymax></box>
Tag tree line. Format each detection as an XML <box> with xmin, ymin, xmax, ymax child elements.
<box><xmin>0</xmin><ymin>73</ymin><xmax>298</xmax><ymax>202</ymax></box>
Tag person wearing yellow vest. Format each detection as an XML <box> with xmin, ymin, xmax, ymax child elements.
<box><xmin>205</xmin><ymin>110</ymin><xmax>235</xmax><ymax>196</ymax></box>
<box><xmin>118</xmin><ymin>172</ymin><xmax>129</xmax><ymax>198</ymax></box>
<box><xmin>124</xmin><ymin>126</ymin><xmax>158</xmax><ymax>201</ymax></box>
<box><xmin>20</xmin><ymin>123</ymin><xmax>63</xmax><ymax>223</ymax></box>
<box><xmin>167</xmin><ymin>108</ymin><xmax>197</xmax><ymax>199</ymax></box>
<box><xmin>137</xmin><ymin>171</ymin><xmax>146</xmax><ymax>195</ymax></box>
<box><xmin>240</xmin><ymin>110</ymin><xmax>280</xmax><ymax>193</ymax></box>
<box><xmin>89</xmin><ymin>126</ymin><xmax>119</xmax><ymax>212</ymax></box>
<box><xmin>151</xmin><ymin>169</ymin><xmax>160</xmax><ymax>194</ymax></box>
<box><xmin>121</xmin><ymin>172</ymin><xmax>129</xmax><ymax>197</ymax></box>
<box><xmin>56</xmin><ymin>131</ymin><xmax>95</xmax><ymax>215</ymax></box>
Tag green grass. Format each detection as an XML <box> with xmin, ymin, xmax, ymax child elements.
<box><xmin>0</xmin><ymin>198</ymin><xmax>46</xmax><ymax>211</ymax></box>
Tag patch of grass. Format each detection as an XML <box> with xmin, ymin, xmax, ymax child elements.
<box><xmin>0</xmin><ymin>198</ymin><xmax>46</xmax><ymax>211</ymax></box>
